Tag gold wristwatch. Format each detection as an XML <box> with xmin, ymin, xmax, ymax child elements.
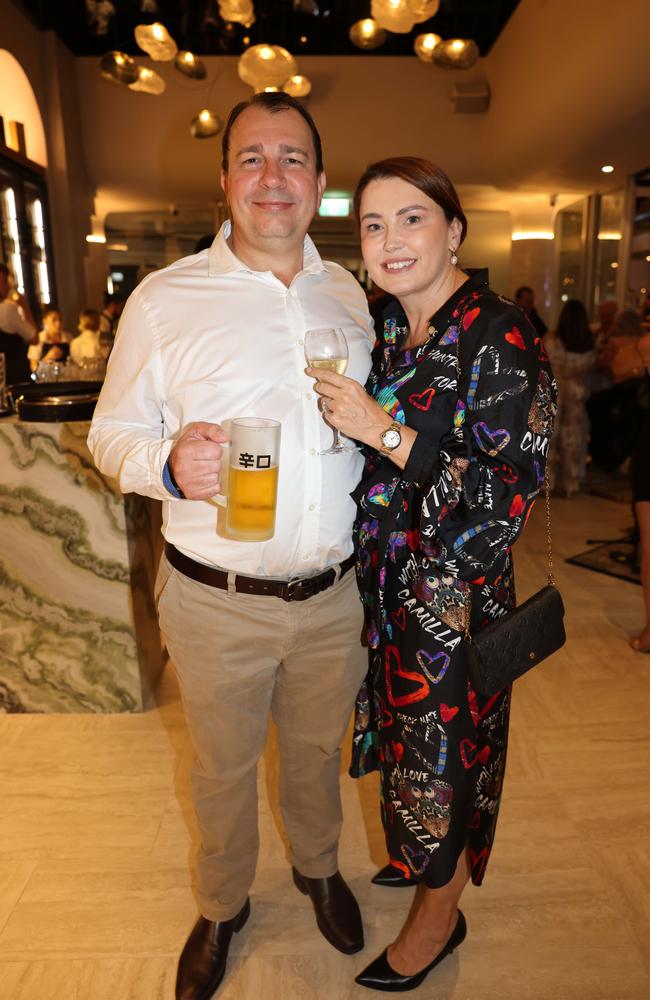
<box><xmin>379</xmin><ymin>420</ymin><xmax>402</xmax><ymax>455</ymax></box>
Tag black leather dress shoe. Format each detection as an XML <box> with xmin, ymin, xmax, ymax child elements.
<box><xmin>371</xmin><ymin>864</ymin><xmax>414</xmax><ymax>888</ymax></box>
<box><xmin>292</xmin><ymin>868</ymin><xmax>364</xmax><ymax>954</ymax></box>
<box><xmin>355</xmin><ymin>910</ymin><xmax>467</xmax><ymax>992</ymax></box>
<box><xmin>175</xmin><ymin>898</ymin><xmax>250</xmax><ymax>1000</ymax></box>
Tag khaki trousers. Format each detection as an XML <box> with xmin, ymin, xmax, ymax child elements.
<box><xmin>155</xmin><ymin>554</ymin><xmax>367</xmax><ymax>922</ymax></box>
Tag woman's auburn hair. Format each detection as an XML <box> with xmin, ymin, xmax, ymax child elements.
<box><xmin>353</xmin><ymin>156</ymin><xmax>468</xmax><ymax>245</ymax></box>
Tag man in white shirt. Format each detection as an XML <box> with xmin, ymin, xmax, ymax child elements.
<box><xmin>0</xmin><ymin>263</ymin><xmax>37</xmax><ymax>383</ymax></box>
<box><xmin>88</xmin><ymin>92</ymin><xmax>373</xmax><ymax>1000</ymax></box>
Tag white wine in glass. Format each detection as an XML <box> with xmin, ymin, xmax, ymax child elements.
<box><xmin>304</xmin><ymin>327</ymin><xmax>354</xmax><ymax>454</ymax></box>
<box><xmin>310</xmin><ymin>357</ymin><xmax>348</xmax><ymax>375</ymax></box>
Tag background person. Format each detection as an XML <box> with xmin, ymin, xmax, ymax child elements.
<box><xmin>0</xmin><ymin>262</ymin><xmax>37</xmax><ymax>384</ymax></box>
<box><xmin>544</xmin><ymin>299</ymin><xmax>596</xmax><ymax>497</ymax></box>
<box><xmin>606</xmin><ymin>313</ymin><xmax>650</xmax><ymax>652</ymax></box>
<box><xmin>99</xmin><ymin>292</ymin><xmax>126</xmax><ymax>351</ymax></box>
<box><xmin>28</xmin><ymin>306</ymin><xmax>72</xmax><ymax>368</ymax></box>
<box><xmin>515</xmin><ymin>284</ymin><xmax>548</xmax><ymax>337</ymax></box>
<box><xmin>70</xmin><ymin>308</ymin><xmax>105</xmax><ymax>365</ymax></box>
<box><xmin>89</xmin><ymin>92</ymin><xmax>372</xmax><ymax>1000</ymax></box>
<box><xmin>309</xmin><ymin>157</ymin><xmax>556</xmax><ymax>993</ymax></box>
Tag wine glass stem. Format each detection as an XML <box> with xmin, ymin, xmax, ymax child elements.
<box><xmin>331</xmin><ymin>426</ymin><xmax>341</xmax><ymax>450</ymax></box>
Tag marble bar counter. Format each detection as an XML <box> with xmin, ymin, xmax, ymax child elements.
<box><xmin>0</xmin><ymin>416</ymin><xmax>165</xmax><ymax>712</ymax></box>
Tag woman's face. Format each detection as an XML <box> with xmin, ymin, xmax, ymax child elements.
<box><xmin>359</xmin><ymin>176</ymin><xmax>461</xmax><ymax>301</ymax></box>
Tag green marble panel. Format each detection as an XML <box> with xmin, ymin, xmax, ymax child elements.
<box><xmin>0</xmin><ymin>418</ymin><xmax>164</xmax><ymax>713</ymax></box>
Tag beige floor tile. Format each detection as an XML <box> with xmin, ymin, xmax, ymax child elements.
<box><xmin>0</xmin><ymin>860</ymin><xmax>196</xmax><ymax>959</ymax></box>
<box><xmin>0</xmin><ymin>864</ymin><xmax>36</xmax><ymax>935</ymax></box>
<box><xmin>0</xmin><ymin>493</ymin><xmax>649</xmax><ymax>998</ymax></box>
<box><xmin>76</xmin><ymin>958</ymin><xmax>175</xmax><ymax>1000</ymax></box>
<box><xmin>0</xmin><ymin>961</ymin><xmax>84</xmax><ymax>1000</ymax></box>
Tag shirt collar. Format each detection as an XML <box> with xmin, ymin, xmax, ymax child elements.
<box><xmin>208</xmin><ymin>219</ymin><xmax>326</xmax><ymax>278</ymax></box>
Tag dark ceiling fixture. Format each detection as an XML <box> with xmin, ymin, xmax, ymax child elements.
<box><xmin>16</xmin><ymin>0</ymin><xmax>521</xmax><ymax>59</ymax></box>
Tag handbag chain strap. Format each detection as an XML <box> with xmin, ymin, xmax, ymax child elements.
<box><xmin>453</xmin><ymin>300</ymin><xmax>555</xmax><ymax>641</ymax></box>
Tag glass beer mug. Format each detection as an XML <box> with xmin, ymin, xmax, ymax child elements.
<box><xmin>216</xmin><ymin>418</ymin><xmax>281</xmax><ymax>541</ymax></box>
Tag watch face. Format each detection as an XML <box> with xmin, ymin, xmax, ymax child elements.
<box><xmin>382</xmin><ymin>429</ymin><xmax>401</xmax><ymax>449</ymax></box>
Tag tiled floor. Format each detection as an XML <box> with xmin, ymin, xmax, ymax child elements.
<box><xmin>1</xmin><ymin>494</ymin><xmax>648</xmax><ymax>999</ymax></box>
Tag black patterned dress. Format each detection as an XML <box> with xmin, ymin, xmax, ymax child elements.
<box><xmin>350</xmin><ymin>269</ymin><xmax>556</xmax><ymax>888</ymax></box>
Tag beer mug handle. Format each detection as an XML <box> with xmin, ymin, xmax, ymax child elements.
<box><xmin>212</xmin><ymin>443</ymin><xmax>230</xmax><ymax>507</ymax></box>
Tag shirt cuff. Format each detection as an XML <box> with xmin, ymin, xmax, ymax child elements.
<box><xmin>162</xmin><ymin>459</ymin><xmax>185</xmax><ymax>499</ymax></box>
<box><xmin>403</xmin><ymin>431</ymin><xmax>441</xmax><ymax>485</ymax></box>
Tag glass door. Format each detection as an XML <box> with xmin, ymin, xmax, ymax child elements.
<box><xmin>0</xmin><ymin>156</ymin><xmax>55</xmax><ymax>324</ymax></box>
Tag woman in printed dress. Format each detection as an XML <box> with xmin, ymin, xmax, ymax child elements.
<box><xmin>308</xmin><ymin>158</ymin><xmax>556</xmax><ymax>993</ymax></box>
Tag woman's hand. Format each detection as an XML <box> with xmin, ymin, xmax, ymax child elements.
<box><xmin>306</xmin><ymin>367</ymin><xmax>392</xmax><ymax>448</ymax></box>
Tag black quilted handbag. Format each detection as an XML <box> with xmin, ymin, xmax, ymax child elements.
<box><xmin>463</xmin><ymin>580</ymin><xmax>566</xmax><ymax>697</ymax></box>
<box><xmin>456</xmin><ymin>310</ymin><xmax>566</xmax><ymax>697</ymax></box>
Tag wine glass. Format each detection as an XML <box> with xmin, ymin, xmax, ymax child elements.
<box><xmin>305</xmin><ymin>327</ymin><xmax>355</xmax><ymax>455</ymax></box>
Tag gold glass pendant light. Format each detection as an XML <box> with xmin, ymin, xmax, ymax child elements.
<box><xmin>191</xmin><ymin>109</ymin><xmax>224</xmax><ymax>139</ymax></box>
<box><xmin>349</xmin><ymin>18</ymin><xmax>387</xmax><ymax>51</ymax></box>
<box><xmin>134</xmin><ymin>22</ymin><xmax>178</xmax><ymax>61</ymax></box>
<box><xmin>283</xmin><ymin>74</ymin><xmax>312</xmax><ymax>97</ymax></box>
<box><xmin>174</xmin><ymin>51</ymin><xmax>207</xmax><ymax>80</ymax></box>
<box><xmin>238</xmin><ymin>44</ymin><xmax>298</xmax><ymax>91</ymax></box>
<box><xmin>433</xmin><ymin>38</ymin><xmax>480</xmax><ymax>69</ymax></box>
<box><xmin>414</xmin><ymin>32</ymin><xmax>441</xmax><ymax>62</ymax></box>
<box><xmin>129</xmin><ymin>66</ymin><xmax>166</xmax><ymax>95</ymax></box>
<box><xmin>100</xmin><ymin>51</ymin><xmax>139</xmax><ymax>85</ymax></box>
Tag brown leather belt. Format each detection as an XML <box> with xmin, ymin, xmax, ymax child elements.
<box><xmin>164</xmin><ymin>541</ymin><xmax>355</xmax><ymax>602</ymax></box>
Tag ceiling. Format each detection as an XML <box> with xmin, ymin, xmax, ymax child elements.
<box><xmin>17</xmin><ymin>0</ymin><xmax>520</xmax><ymax>58</ymax></box>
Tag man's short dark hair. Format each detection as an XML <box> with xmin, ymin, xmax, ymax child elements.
<box><xmin>104</xmin><ymin>292</ymin><xmax>126</xmax><ymax>308</ymax></box>
<box><xmin>221</xmin><ymin>91</ymin><xmax>324</xmax><ymax>174</ymax></box>
<box><xmin>515</xmin><ymin>286</ymin><xmax>533</xmax><ymax>300</ymax></box>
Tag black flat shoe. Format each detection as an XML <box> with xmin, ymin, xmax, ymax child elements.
<box><xmin>175</xmin><ymin>898</ymin><xmax>250</xmax><ymax>1000</ymax></box>
<box><xmin>355</xmin><ymin>910</ymin><xmax>467</xmax><ymax>993</ymax></box>
<box><xmin>371</xmin><ymin>864</ymin><xmax>414</xmax><ymax>888</ymax></box>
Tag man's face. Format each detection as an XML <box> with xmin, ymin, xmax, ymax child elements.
<box><xmin>221</xmin><ymin>106</ymin><xmax>325</xmax><ymax>249</ymax></box>
<box><xmin>518</xmin><ymin>290</ymin><xmax>535</xmax><ymax>314</ymax></box>
<box><xmin>598</xmin><ymin>300</ymin><xmax>617</xmax><ymax>330</ymax></box>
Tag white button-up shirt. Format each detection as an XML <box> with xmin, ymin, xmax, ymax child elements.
<box><xmin>88</xmin><ymin>221</ymin><xmax>373</xmax><ymax>578</ymax></box>
<box><xmin>0</xmin><ymin>300</ymin><xmax>36</xmax><ymax>341</ymax></box>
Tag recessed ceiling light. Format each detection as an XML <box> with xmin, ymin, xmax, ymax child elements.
<box><xmin>645</xmin><ymin>255</ymin><xmax>650</xmax><ymax>262</ymax></box>
<box><xmin>601</xmin><ymin>165</ymin><xmax>614</xmax><ymax>173</ymax></box>
<box><xmin>610</xmin><ymin>262</ymin><xmax>619</xmax><ymax>269</ymax></box>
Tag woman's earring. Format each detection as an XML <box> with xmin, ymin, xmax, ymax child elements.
<box><xmin>450</xmin><ymin>250</ymin><xmax>459</xmax><ymax>266</ymax></box>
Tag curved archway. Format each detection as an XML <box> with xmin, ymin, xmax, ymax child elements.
<box><xmin>0</xmin><ymin>49</ymin><xmax>47</xmax><ymax>166</ymax></box>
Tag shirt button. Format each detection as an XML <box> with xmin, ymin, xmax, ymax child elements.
<box><xmin>305</xmin><ymin>392</ymin><xmax>313</xmax><ymax>399</ymax></box>
<box><xmin>309</xmin><ymin>448</ymin><xmax>316</xmax><ymax>456</ymax></box>
<box><xmin>308</xmin><ymin>503</ymin><xmax>316</xmax><ymax>511</ymax></box>
<box><xmin>298</xmin><ymin>338</ymin><xmax>304</xmax><ymax>346</ymax></box>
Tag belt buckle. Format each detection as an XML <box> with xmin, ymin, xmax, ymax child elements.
<box><xmin>285</xmin><ymin>577</ymin><xmax>304</xmax><ymax>602</ymax></box>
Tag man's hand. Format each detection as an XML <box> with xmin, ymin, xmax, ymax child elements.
<box><xmin>168</xmin><ymin>422</ymin><xmax>230</xmax><ymax>500</ymax></box>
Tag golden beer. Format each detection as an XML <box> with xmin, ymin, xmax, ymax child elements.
<box><xmin>225</xmin><ymin>465</ymin><xmax>279</xmax><ymax>541</ymax></box>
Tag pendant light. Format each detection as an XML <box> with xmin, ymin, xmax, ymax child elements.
<box><xmin>134</xmin><ymin>22</ymin><xmax>178</xmax><ymax>61</ymax></box>
<box><xmin>191</xmin><ymin>109</ymin><xmax>223</xmax><ymax>139</ymax></box>
<box><xmin>174</xmin><ymin>51</ymin><xmax>207</xmax><ymax>79</ymax></box>
<box><xmin>100</xmin><ymin>51</ymin><xmax>139</xmax><ymax>85</ymax></box>
<box><xmin>349</xmin><ymin>18</ymin><xmax>387</xmax><ymax>51</ymax></box>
